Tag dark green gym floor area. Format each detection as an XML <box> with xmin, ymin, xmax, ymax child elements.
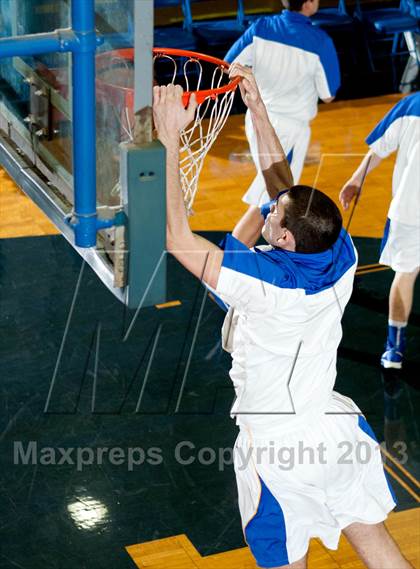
<box><xmin>0</xmin><ymin>232</ymin><xmax>419</xmax><ymax>569</ymax></box>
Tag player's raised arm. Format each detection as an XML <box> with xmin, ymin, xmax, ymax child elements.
<box><xmin>227</xmin><ymin>64</ymin><xmax>294</xmax><ymax>248</ymax></box>
<box><xmin>339</xmin><ymin>149</ymin><xmax>383</xmax><ymax>210</ymax></box>
<box><xmin>229</xmin><ymin>63</ymin><xmax>294</xmax><ymax>199</ymax></box>
<box><xmin>153</xmin><ymin>84</ymin><xmax>224</xmax><ymax>290</ymax></box>
<box><xmin>231</xmin><ymin>205</ymin><xmax>265</xmax><ymax>249</ymax></box>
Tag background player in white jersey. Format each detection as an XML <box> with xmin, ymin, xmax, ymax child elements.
<box><xmin>153</xmin><ymin>65</ymin><xmax>411</xmax><ymax>569</ymax></box>
<box><xmin>225</xmin><ymin>0</ymin><xmax>340</xmax><ymax>205</ymax></box>
<box><xmin>340</xmin><ymin>93</ymin><xmax>420</xmax><ymax>369</ymax></box>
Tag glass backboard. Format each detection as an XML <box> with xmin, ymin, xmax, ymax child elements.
<box><xmin>0</xmin><ymin>0</ymin><xmax>166</xmax><ymax>308</ymax></box>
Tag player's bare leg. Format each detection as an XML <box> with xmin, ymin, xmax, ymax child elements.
<box><xmin>382</xmin><ymin>268</ymin><xmax>419</xmax><ymax>368</ymax></box>
<box><xmin>389</xmin><ymin>269</ymin><xmax>419</xmax><ymax>322</ymax></box>
<box><xmin>343</xmin><ymin>521</ymin><xmax>413</xmax><ymax>568</ymax></box>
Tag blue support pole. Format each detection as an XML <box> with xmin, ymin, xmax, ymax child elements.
<box><xmin>70</xmin><ymin>0</ymin><xmax>98</xmax><ymax>248</ymax></box>
<box><xmin>0</xmin><ymin>32</ymin><xmax>63</xmax><ymax>57</ymax></box>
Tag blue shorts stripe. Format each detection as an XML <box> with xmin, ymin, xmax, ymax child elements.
<box><xmin>245</xmin><ymin>477</ymin><xmax>289</xmax><ymax>568</ymax></box>
<box><xmin>380</xmin><ymin>218</ymin><xmax>391</xmax><ymax>255</ymax></box>
<box><xmin>358</xmin><ymin>414</ymin><xmax>379</xmax><ymax>441</ymax></box>
<box><xmin>357</xmin><ymin>415</ymin><xmax>398</xmax><ymax>505</ymax></box>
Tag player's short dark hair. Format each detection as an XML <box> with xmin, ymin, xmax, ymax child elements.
<box><xmin>280</xmin><ymin>186</ymin><xmax>343</xmax><ymax>253</ymax></box>
<box><xmin>281</xmin><ymin>0</ymin><xmax>307</xmax><ymax>11</ymax></box>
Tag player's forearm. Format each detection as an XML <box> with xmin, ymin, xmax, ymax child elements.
<box><xmin>232</xmin><ymin>205</ymin><xmax>264</xmax><ymax>248</ymax></box>
<box><xmin>350</xmin><ymin>149</ymin><xmax>382</xmax><ymax>184</ymax></box>
<box><xmin>250</xmin><ymin>106</ymin><xmax>294</xmax><ymax>199</ymax></box>
<box><xmin>164</xmin><ymin>139</ymin><xmax>222</xmax><ymax>288</ymax></box>
<box><xmin>164</xmin><ymin>139</ymin><xmax>191</xmax><ymax>248</ymax></box>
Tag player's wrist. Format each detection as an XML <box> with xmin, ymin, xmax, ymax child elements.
<box><xmin>159</xmin><ymin>133</ymin><xmax>180</xmax><ymax>152</ymax></box>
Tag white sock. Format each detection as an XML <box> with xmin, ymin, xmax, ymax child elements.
<box><xmin>388</xmin><ymin>319</ymin><xmax>407</xmax><ymax>328</ymax></box>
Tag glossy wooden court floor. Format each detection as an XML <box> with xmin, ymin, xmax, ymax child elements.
<box><xmin>1</xmin><ymin>94</ymin><xmax>419</xmax><ymax>569</ymax></box>
<box><xmin>126</xmin><ymin>509</ymin><xmax>420</xmax><ymax>568</ymax></box>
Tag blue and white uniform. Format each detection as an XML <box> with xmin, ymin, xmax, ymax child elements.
<box><xmin>215</xmin><ymin>227</ymin><xmax>396</xmax><ymax>567</ymax></box>
<box><xmin>366</xmin><ymin>92</ymin><xmax>420</xmax><ymax>273</ymax></box>
<box><xmin>225</xmin><ymin>11</ymin><xmax>340</xmax><ymax>205</ymax></box>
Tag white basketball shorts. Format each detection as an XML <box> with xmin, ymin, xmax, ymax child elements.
<box><xmin>233</xmin><ymin>392</ymin><xmax>396</xmax><ymax>568</ymax></box>
<box><xmin>242</xmin><ymin>110</ymin><xmax>311</xmax><ymax>206</ymax></box>
<box><xmin>380</xmin><ymin>218</ymin><xmax>420</xmax><ymax>273</ymax></box>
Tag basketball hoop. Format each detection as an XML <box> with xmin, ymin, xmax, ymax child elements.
<box><xmin>95</xmin><ymin>48</ymin><xmax>240</xmax><ymax>214</ymax></box>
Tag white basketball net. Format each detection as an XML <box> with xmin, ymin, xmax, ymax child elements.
<box><xmin>166</xmin><ymin>56</ymin><xmax>237</xmax><ymax>214</ymax></box>
<box><xmin>101</xmin><ymin>51</ymin><xmax>236</xmax><ymax>214</ymax></box>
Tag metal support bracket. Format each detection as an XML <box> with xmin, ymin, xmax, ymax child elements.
<box><xmin>120</xmin><ymin>140</ymin><xmax>167</xmax><ymax>309</ymax></box>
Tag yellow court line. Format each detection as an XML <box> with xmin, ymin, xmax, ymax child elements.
<box><xmin>384</xmin><ymin>464</ymin><xmax>420</xmax><ymax>503</ymax></box>
<box><xmin>155</xmin><ymin>300</ymin><xmax>182</xmax><ymax>309</ymax></box>
<box><xmin>356</xmin><ymin>266</ymin><xmax>391</xmax><ymax>275</ymax></box>
<box><xmin>357</xmin><ymin>263</ymin><xmax>384</xmax><ymax>270</ymax></box>
<box><xmin>381</xmin><ymin>447</ymin><xmax>420</xmax><ymax>490</ymax></box>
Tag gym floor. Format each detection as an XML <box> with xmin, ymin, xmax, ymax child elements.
<box><xmin>0</xmin><ymin>95</ymin><xmax>419</xmax><ymax>568</ymax></box>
